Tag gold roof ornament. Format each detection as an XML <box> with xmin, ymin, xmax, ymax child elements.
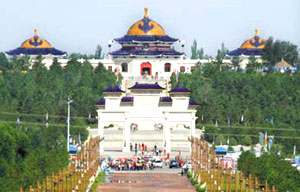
<box><xmin>240</xmin><ymin>29</ymin><xmax>266</xmax><ymax>50</ymax></box>
<box><xmin>144</xmin><ymin>8</ymin><xmax>149</xmax><ymax>18</ymax></box>
<box><xmin>255</xmin><ymin>28</ymin><xmax>259</xmax><ymax>36</ymax></box>
<box><xmin>20</xmin><ymin>29</ymin><xmax>52</xmax><ymax>49</ymax></box>
<box><xmin>127</xmin><ymin>8</ymin><xmax>166</xmax><ymax>36</ymax></box>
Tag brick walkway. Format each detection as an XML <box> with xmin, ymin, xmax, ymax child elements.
<box><xmin>97</xmin><ymin>172</ymin><xmax>196</xmax><ymax>192</ymax></box>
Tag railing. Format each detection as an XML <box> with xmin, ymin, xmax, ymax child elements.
<box><xmin>19</xmin><ymin>136</ymin><xmax>103</xmax><ymax>192</ymax></box>
<box><xmin>189</xmin><ymin>136</ymin><xmax>275</xmax><ymax>192</ymax></box>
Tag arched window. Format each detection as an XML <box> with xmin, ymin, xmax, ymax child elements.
<box><xmin>164</xmin><ymin>63</ymin><xmax>171</xmax><ymax>72</ymax></box>
<box><xmin>121</xmin><ymin>63</ymin><xmax>128</xmax><ymax>72</ymax></box>
<box><xmin>180</xmin><ymin>66</ymin><xmax>185</xmax><ymax>72</ymax></box>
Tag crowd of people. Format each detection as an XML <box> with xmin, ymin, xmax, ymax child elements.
<box><xmin>107</xmin><ymin>156</ymin><xmax>158</xmax><ymax>171</ymax></box>
<box><xmin>130</xmin><ymin>143</ymin><xmax>167</xmax><ymax>157</ymax></box>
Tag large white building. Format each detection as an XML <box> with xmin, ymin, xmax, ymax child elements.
<box><xmin>96</xmin><ymin>85</ymin><xmax>198</xmax><ymax>153</ymax></box>
<box><xmin>94</xmin><ymin>8</ymin><xmax>201</xmax><ymax>154</ymax></box>
<box><xmin>6</xmin><ymin>8</ymin><xmax>204</xmax><ymax>79</ymax></box>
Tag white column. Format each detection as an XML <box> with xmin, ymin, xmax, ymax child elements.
<box><xmin>191</xmin><ymin>118</ymin><xmax>196</xmax><ymax>137</ymax></box>
<box><xmin>123</xmin><ymin>115</ymin><xmax>130</xmax><ymax>152</ymax></box>
<box><xmin>98</xmin><ymin>113</ymin><xmax>104</xmax><ymax>153</ymax></box>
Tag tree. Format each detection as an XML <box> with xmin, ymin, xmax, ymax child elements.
<box><xmin>216</xmin><ymin>134</ymin><xmax>225</xmax><ymax>145</ymax></box>
<box><xmin>238</xmin><ymin>152</ymin><xmax>300</xmax><ymax>191</ymax></box>
<box><xmin>32</xmin><ymin>55</ymin><xmax>44</xmax><ymax>69</ymax></box>
<box><xmin>191</xmin><ymin>39</ymin><xmax>198</xmax><ymax>59</ymax></box>
<box><xmin>237</xmin><ymin>151</ymin><xmax>257</xmax><ymax>176</ymax></box>
<box><xmin>170</xmin><ymin>72</ymin><xmax>177</xmax><ymax>89</ymax></box>
<box><xmin>191</xmin><ymin>39</ymin><xmax>205</xmax><ymax>59</ymax></box>
<box><xmin>241</xmin><ymin>136</ymin><xmax>252</xmax><ymax>146</ymax></box>
<box><xmin>262</xmin><ymin>37</ymin><xmax>299</xmax><ymax>66</ymax></box>
<box><xmin>231</xmin><ymin>56</ymin><xmax>241</xmax><ymax>71</ymax></box>
<box><xmin>246</xmin><ymin>55</ymin><xmax>259</xmax><ymax>73</ymax></box>
<box><xmin>95</xmin><ymin>45</ymin><xmax>103</xmax><ymax>59</ymax></box>
<box><xmin>216</xmin><ymin>43</ymin><xmax>228</xmax><ymax>63</ymax></box>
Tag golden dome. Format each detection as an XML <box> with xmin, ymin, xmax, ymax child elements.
<box><xmin>240</xmin><ymin>29</ymin><xmax>266</xmax><ymax>49</ymax></box>
<box><xmin>127</xmin><ymin>8</ymin><xmax>166</xmax><ymax>36</ymax></box>
<box><xmin>20</xmin><ymin>29</ymin><xmax>52</xmax><ymax>49</ymax></box>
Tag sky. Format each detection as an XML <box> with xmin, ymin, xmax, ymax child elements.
<box><xmin>0</xmin><ymin>0</ymin><xmax>299</xmax><ymax>57</ymax></box>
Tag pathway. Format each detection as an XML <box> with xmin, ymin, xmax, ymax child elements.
<box><xmin>97</xmin><ymin>171</ymin><xmax>196</xmax><ymax>192</ymax></box>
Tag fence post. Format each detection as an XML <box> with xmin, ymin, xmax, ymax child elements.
<box><xmin>265</xmin><ymin>180</ymin><xmax>268</xmax><ymax>192</ymax></box>
<box><xmin>272</xmin><ymin>185</ymin><xmax>275</xmax><ymax>192</ymax></box>
<box><xmin>37</xmin><ymin>181</ymin><xmax>40</xmax><ymax>192</ymax></box>
<box><xmin>254</xmin><ymin>177</ymin><xmax>259</xmax><ymax>192</ymax></box>
<box><xmin>235</xmin><ymin>171</ymin><xmax>238</xmax><ymax>192</ymax></box>
<box><xmin>51</xmin><ymin>172</ymin><xmax>54</xmax><ymax>192</ymax></box>
<box><xmin>240</xmin><ymin>171</ymin><xmax>243</xmax><ymax>192</ymax></box>
<box><xmin>43</xmin><ymin>177</ymin><xmax>47</xmax><ymax>192</ymax></box>
<box><xmin>229</xmin><ymin>168</ymin><xmax>232</xmax><ymax>192</ymax></box>
<box><xmin>248</xmin><ymin>174</ymin><xmax>252</xmax><ymax>191</ymax></box>
<box><xmin>212</xmin><ymin>152</ymin><xmax>216</xmax><ymax>192</ymax></box>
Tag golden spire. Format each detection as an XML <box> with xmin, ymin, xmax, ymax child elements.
<box><xmin>34</xmin><ymin>29</ymin><xmax>38</xmax><ymax>37</ymax></box>
<box><xmin>255</xmin><ymin>28</ymin><xmax>259</xmax><ymax>36</ymax></box>
<box><xmin>144</xmin><ymin>8</ymin><xmax>149</xmax><ymax>18</ymax></box>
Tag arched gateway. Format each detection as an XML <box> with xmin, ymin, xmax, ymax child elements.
<box><xmin>96</xmin><ymin>84</ymin><xmax>198</xmax><ymax>153</ymax></box>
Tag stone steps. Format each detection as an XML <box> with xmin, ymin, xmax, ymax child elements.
<box><xmin>96</xmin><ymin>129</ymin><xmax>202</xmax><ymax>156</ymax></box>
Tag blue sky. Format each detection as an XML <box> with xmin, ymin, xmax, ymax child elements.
<box><xmin>0</xmin><ymin>0</ymin><xmax>299</xmax><ymax>57</ymax></box>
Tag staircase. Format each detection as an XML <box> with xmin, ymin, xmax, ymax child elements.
<box><xmin>97</xmin><ymin>128</ymin><xmax>202</xmax><ymax>158</ymax></box>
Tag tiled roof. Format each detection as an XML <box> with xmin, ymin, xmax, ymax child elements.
<box><xmin>121</xmin><ymin>97</ymin><xmax>134</xmax><ymax>102</ymax></box>
<box><xmin>159</xmin><ymin>97</ymin><xmax>172</xmax><ymax>102</ymax></box>
<box><xmin>129</xmin><ymin>82</ymin><xmax>164</xmax><ymax>90</ymax></box>
<box><xmin>102</xmin><ymin>86</ymin><xmax>124</xmax><ymax>94</ymax></box>
<box><xmin>114</xmin><ymin>35</ymin><xmax>178</xmax><ymax>44</ymax></box>
<box><xmin>96</xmin><ymin>98</ymin><xmax>105</xmax><ymax>105</ymax></box>
<box><xmin>169</xmin><ymin>87</ymin><xmax>191</xmax><ymax>93</ymax></box>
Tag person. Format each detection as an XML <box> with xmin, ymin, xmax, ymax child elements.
<box><xmin>130</xmin><ymin>143</ymin><xmax>133</xmax><ymax>151</ymax></box>
<box><xmin>134</xmin><ymin>143</ymin><xmax>138</xmax><ymax>156</ymax></box>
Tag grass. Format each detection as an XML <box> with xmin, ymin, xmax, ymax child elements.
<box><xmin>90</xmin><ymin>172</ymin><xmax>105</xmax><ymax>192</ymax></box>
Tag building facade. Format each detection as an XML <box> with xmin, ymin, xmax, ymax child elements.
<box><xmin>96</xmin><ymin>85</ymin><xmax>198</xmax><ymax>153</ymax></box>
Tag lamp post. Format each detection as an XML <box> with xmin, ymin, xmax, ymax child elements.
<box><xmin>67</xmin><ymin>97</ymin><xmax>73</xmax><ymax>152</ymax></box>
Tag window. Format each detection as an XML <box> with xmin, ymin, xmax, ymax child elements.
<box><xmin>180</xmin><ymin>66</ymin><xmax>185</xmax><ymax>72</ymax></box>
<box><xmin>108</xmin><ymin>66</ymin><xmax>112</xmax><ymax>71</ymax></box>
<box><xmin>164</xmin><ymin>63</ymin><xmax>171</xmax><ymax>72</ymax></box>
<box><xmin>121</xmin><ymin>63</ymin><xmax>128</xmax><ymax>72</ymax></box>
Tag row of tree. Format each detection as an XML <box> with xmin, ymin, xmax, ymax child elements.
<box><xmin>191</xmin><ymin>37</ymin><xmax>299</xmax><ymax>66</ymax></box>
<box><xmin>0</xmin><ymin>53</ymin><xmax>117</xmax><ymax>190</ymax></box>
<box><xmin>0</xmin><ymin>123</ymin><xmax>69</xmax><ymax>191</ymax></box>
<box><xmin>0</xmin><ymin>53</ymin><xmax>115</xmax><ymax>118</ymax></box>
<box><xmin>174</xmin><ymin>63</ymin><xmax>300</xmax><ymax>153</ymax></box>
<box><xmin>238</xmin><ymin>151</ymin><xmax>300</xmax><ymax>191</ymax></box>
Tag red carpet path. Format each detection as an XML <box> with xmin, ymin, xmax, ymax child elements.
<box><xmin>97</xmin><ymin>172</ymin><xmax>196</xmax><ymax>192</ymax></box>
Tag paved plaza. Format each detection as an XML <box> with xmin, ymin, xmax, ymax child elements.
<box><xmin>97</xmin><ymin>171</ymin><xmax>196</xmax><ymax>192</ymax></box>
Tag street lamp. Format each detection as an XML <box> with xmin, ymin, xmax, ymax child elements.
<box><xmin>67</xmin><ymin>97</ymin><xmax>73</xmax><ymax>152</ymax></box>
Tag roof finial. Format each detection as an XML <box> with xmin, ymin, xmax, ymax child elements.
<box><xmin>255</xmin><ymin>28</ymin><xmax>259</xmax><ymax>36</ymax></box>
<box><xmin>34</xmin><ymin>29</ymin><xmax>38</xmax><ymax>37</ymax></box>
<box><xmin>144</xmin><ymin>8</ymin><xmax>149</xmax><ymax>18</ymax></box>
